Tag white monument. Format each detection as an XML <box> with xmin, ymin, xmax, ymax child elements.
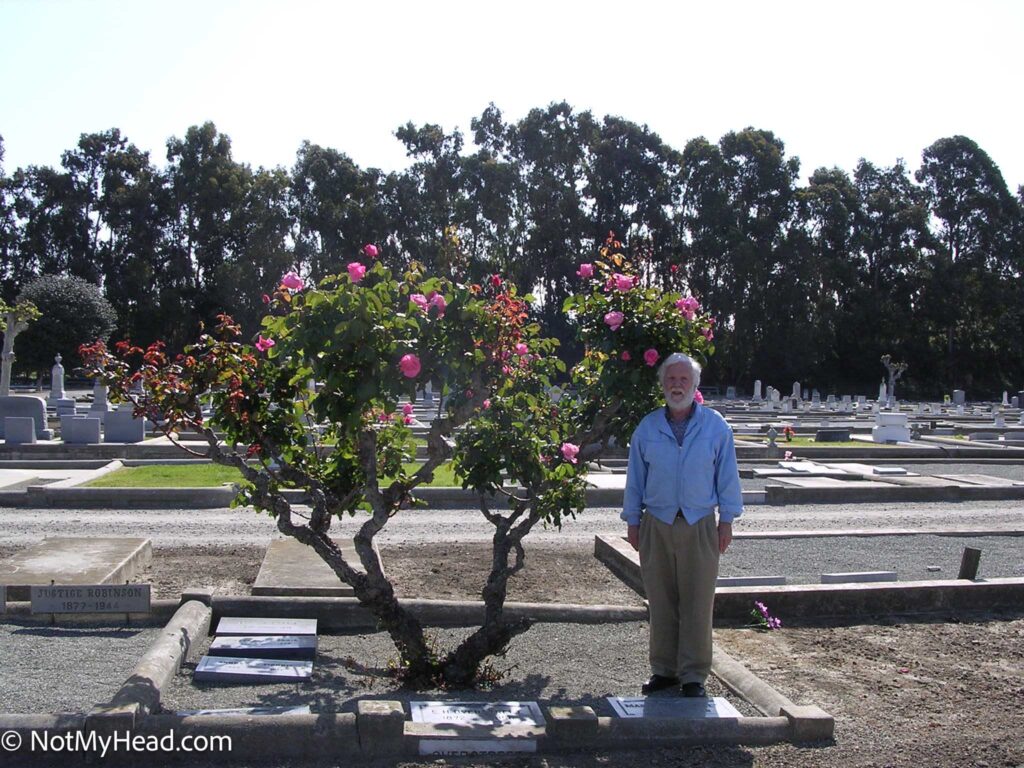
<box><xmin>872</xmin><ymin>412</ymin><xmax>911</xmax><ymax>443</ymax></box>
<box><xmin>753</xmin><ymin>380</ymin><xmax>762</xmax><ymax>401</ymax></box>
<box><xmin>47</xmin><ymin>354</ymin><xmax>65</xmax><ymax>405</ymax></box>
<box><xmin>791</xmin><ymin>382</ymin><xmax>801</xmax><ymax>400</ymax></box>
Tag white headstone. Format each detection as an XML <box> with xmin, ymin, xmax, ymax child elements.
<box><xmin>771</xmin><ymin>388</ymin><xmax>781</xmax><ymax>403</ymax></box>
<box><xmin>1002</xmin><ymin>391</ymin><xmax>1009</xmax><ymax>406</ymax></box>
<box><xmin>792</xmin><ymin>382</ymin><xmax>801</xmax><ymax>400</ymax></box>
<box><xmin>811</xmin><ymin>390</ymin><xmax>821</xmax><ymax>405</ymax></box>
<box><xmin>90</xmin><ymin>380</ymin><xmax>109</xmax><ymax>414</ymax></box>
<box><xmin>753</xmin><ymin>380</ymin><xmax>762</xmax><ymax>401</ymax></box>
<box><xmin>48</xmin><ymin>354</ymin><xmax>65</xmax><ymax>404</ymax></box>
<box><xmin>994</xmin><ymin>413</ymin><xmax>1006</xmax><ymax>428</ymax></box>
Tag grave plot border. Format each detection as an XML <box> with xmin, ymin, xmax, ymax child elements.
<box><xmin>0</xmin><ymin>591</ymin><xmax>834</xmax><ymax>760</ymax></box>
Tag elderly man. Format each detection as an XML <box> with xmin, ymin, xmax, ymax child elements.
<box><xmin>622</xmin><ymin>352</ymin><xmax>743</xmax><ymax>697</ymax></box>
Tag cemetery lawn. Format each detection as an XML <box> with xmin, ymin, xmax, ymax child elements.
<box><xmin>84</xmin><ymin>462</ymin><xmax>461</xmax><ymax>487</ymax></box>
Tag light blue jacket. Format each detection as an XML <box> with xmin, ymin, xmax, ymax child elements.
<box><xmin>620</xmin><ymin>404</ymin><xmax>744</xmax><ymax>527</ymax></box>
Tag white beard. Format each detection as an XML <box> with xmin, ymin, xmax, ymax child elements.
<box><xmin>665</xmin><ymin>388</ymin><xmax>694</xmax><ymax>412</ymax></box>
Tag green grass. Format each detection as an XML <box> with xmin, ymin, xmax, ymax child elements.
<box><xmin>85</xmin><ymin>461</ymin><xmax>461</xmax><ymax>488</ymax></box>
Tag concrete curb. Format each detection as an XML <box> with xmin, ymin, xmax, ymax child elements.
<box><xmin>764</xmin><ymin>482</ymin><xmax>1024</xmax><ymax>504</ymax></box>
<box><xmin>209</xmin><ymin>595</ymin><xmax>647</xmax><ymax>629</ymax></box>
<box><xmin>93</xmin><ymin>599</ymin><xmax>212</xmax><ymax>721</ymax></box>
<box><xmin>136</xmin><ymin>713</ymin><xmax>361</xmax><ymax>760</ymax></box>
<box><xmin>594</xmin><ymin>534</ymin><xmax>1024</xmax><ymax>620</ymax></box>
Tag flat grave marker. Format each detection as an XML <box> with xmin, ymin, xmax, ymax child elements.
<box><xmin>176</xmin><ymin>706</ymin><xmax>312</xmax><ymax>716</ymax></box>
<box><xmin>607</xmin><ymin>696</ymin><xmax>742</xmax><ymax>719</ymax></box>
<box><xmin>193</xmin><ymin>656</ymin><xmax>314</xmax><ymax>684</ymax></box>
<box><xmin>214</xmin><ymin>617</ymin><xmax>317</xmax><ymax>636</ymax></box>
<box><xmin>252</xmin><ymin>538</ymin><xmax>382</xmax><ymax>597</ymax></box>
<box><xmin>410</xmin><ymin>701</ymin><xmax>546</xmax><ymax>726</ymax></box>
<box><xmin>412</xmin><ymin>701</ymin><xmax>544</xmax><ymax>756</ymax></box>
<box><xmin>208</xmin><ymin>635</ymin><xmax>317</xmax><ymax>660</ymax></box>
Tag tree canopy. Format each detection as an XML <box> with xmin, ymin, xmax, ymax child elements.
<box><xmin>2</xmin><ymin>111</ymin><xmax>1022</xmax><ymax>394</ymax></box>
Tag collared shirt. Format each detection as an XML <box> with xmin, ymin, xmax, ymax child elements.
<box><xmin>620</xmin><ymin>403</ymin><xmax>744</xmax><ymax>527</ymax></box>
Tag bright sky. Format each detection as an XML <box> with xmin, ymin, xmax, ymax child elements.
<box><xmin>2</xmin><ymin>0</ymin><xmax>1022</xmax><ymax>191</ymax></box>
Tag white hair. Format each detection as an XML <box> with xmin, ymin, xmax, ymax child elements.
<box><xmin>657</xmin><ymin>353</ymin><xmax>702</xmax><ymax>389</ymax></box>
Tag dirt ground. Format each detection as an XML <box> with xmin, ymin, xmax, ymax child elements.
<box><xmin>7</xmin><ymin>542</ymin><xmax>1024</xmax><ymax>766</ymax></box>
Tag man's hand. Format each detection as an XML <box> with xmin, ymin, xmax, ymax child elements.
<box><xmin>718</xmin><ymin>522</ymin><xmax>732</xmax><ymax>554</ymax></box>
<box><xmin>627</xmin><ymin>524</ymin><xmax>639</xmax><ymax>551</ymax></box>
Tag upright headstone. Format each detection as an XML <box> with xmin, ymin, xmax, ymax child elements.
<box><xmin>1012</xmin><ymin>396</ymin><xmax>1019</xmax><ymax>409</ymax></box>
<box><xmin>89</xmin><ymin>381</ymin><xmax>110</xmax><ymax>423</ymax></box>
<box><xmin>771</xmin><ymin>388</ymin><xmax>781</xmax><ymax>403</ymax></box>
<box><xmin>878</xmin><ymin>381</ymin><xmax>887</xmax><ymax>403</ymax></box>
<box><xmin>781</xmin><ymin>399</ymin><xmax>792</xmax><ymax>414</ymax></box>
<box><xmin>994</xmin><ymin>412</ymin><xmax>1006</xmax><ymax>428</ymax></box>
<box><xmin>47</xmin><ymin>354</ymin><xmax>65</xmax><ymax>405</ymax></box>
<box><xmin>792</xmin><ymin>382</ymin><xmax>801</xmax><ymax>400</ymax></box>
<box><xmin>952</xmin><ymin>390</ymin><xmax>966</xmax><ymax>406</ymax></box>
<box><xmin>956</xmin><ymin>404</ymin><xmax>965</xmax><ymax>416</ymax></box>
<box><xmin>725</xmin><ymin>386</ymin><xmax>737</xmax><ymax>400</ymax></box>
<box><xmin>1002</xmin><ymin>391</ymin><xmax>1010</xmax><ymax>407</ymax></box>
<box><xmin>857</xmin><ymin>395</ymin><xmax>867</xmax><ymax>406</ymax></box>
<box><xmin>753</xmin><ymin>380</ymin><xmax>762</xmax><ymax>401</ymax></box>
<box><xmin>811</xmin><ymin>390</ymin><xmax>821</xmax><ymax>406</ymax></box>
<box><xmin>1017</xmin><ymin>391</ymin><xmax>1024</xmax><ymax>409</ymax></box>
<box><xmin>422</xmin><ymin>381</ymin><xmax>434</xmax><ymax>404</ymax></box>
<box><xmin>0</xmin><ymin>396</ymin><xmax>54</xmax><ymax>439</ymax></box>
<box><xmin>802</xmin><ymin>388</ymin><xmax>809</xmax><ymax>400</ymax></box>
<box><xmin>872</xmin><ymin>412</ymin><xmax>911</xmax><ymax>443</ymax></box>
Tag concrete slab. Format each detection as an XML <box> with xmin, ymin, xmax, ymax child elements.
<box><xmin>770</xmin><ymin>477</ymin><xmax>894</xmax><ymax>490</ymax></box>
<box><xmin>0</xmin><ymin>537</ymin><xmax>152</xmax><ymax>601</ymax></box>
<box><xmin>933</xmin><ymin>473</ymin><xmax>1024</xmax><ymax>487</ymax></box>
<box><xmin>252</xmin><ymin>538</ymin><xmax>383</xmax><ymax>597</ymax></box>
<box><xmin>821</xmin><ymin>462</ymin><xmax>920</xmax><ymax>477</ymax></box>
<box><xmin>584</xmin><ymin>473</ymin><xmax>626</xmax><ymax>489</ymax></box>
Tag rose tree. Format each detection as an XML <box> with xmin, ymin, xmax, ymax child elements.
<box><xmin>80</xmin><ymin>241</ymin><xmax>715</xmax><ymax>687</ymax></box>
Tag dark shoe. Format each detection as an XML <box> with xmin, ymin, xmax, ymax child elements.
<box><xmin>641</xmin><ymin>674</ymin><xmax>679</xmax><ymax>694</ymax></box>
<box><xmin>680</xmin><ymin>682</ymin><xmax>707</xmax><ymax>698</ymax></box>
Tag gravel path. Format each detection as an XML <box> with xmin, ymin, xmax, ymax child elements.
<box><xmin>0</xmin><ymin>620</ymin><xmax>163</xmax><ymax>713</ymax></box>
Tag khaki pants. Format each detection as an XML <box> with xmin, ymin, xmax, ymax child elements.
<box><xmin>639</xmin><ymin>512</ymin><xmax>720</xmax><ymax>683</ymax></box>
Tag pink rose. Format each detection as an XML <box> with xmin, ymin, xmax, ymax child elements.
<box><xmin>703</xmin><ymin>327</ymin><xmax>714</xmax><ymax>341</ymax></box>
<box><xmin>281</xmin><ymin>271</ymin><xmax>304</xmax><ymax>291</ymax></box>
<box><xmin>670</xmin><ymin>264</ymin><xmax>679</xmax><ymax>273</ymax></box>
<box><xmin>378</xmin><ymin>411</ymin><xmax>393</xmax><ymax>423</ymax></box>
<box><xmin>410</xmin><ymin>293</ymin><xmax>429</xmax><ymax>311</ymax></box>
<box><xmin>362</xmin><ymin>243</ymin><xmax>379</xmax><ymax>258</ymax></box>
<box><xmin>676</xmin><ymin>296</ymin><xmax>700</xmax><ymax>321</ymax></box>
<box><xmin>261</xmin><ymin>293</ymin><xmax>271</xmax><ymax>304</ymax></box>
<box><xmin>255</xmin><ymin>335</ymin><xmax>275</xmax><ymax>352</ymax></box>
<box><xmin>402</xmin><ymin>403</ymin><xmax>414</xmax><ymax>416</ymax></box>
<box><xmin>428</xmin><ymin>292</ymin><xmax>447</xmax><ymax>317</ymax></box>
<box><xmin>490</xmin><ymin>275</ymin><xmax>503</xmax><ymax>288</ymax></box>
<box><xmin>613</xmin><ymin>273</ymin><xmax>634</xmax><ymax>292</ymax></box>
<box><xmin>644</xmin><ymin>348</ymin><xmax>659</xmax><ymax>367</ymax></box>
<box><xmin>398</xmin><ymin>354</ymin><xmax>421</xmax><ymax>378</ymax></box>
<box><xmin>515</xmin><ymin>342</ymin><xmax>529</xmax><ymax>356</ymax></box>
<box><xmin>483</xmin><ymin>399</ymin><xmax>491</xmax><ymax>409</ymax></box>
<box><xmin>403</xmin><ymin>415</ymin><xmax>413</xmax><ymax>425</ymax></box>
<box><xmin>347</xmin><ymin>262</ymin><xmax>367</xmax><ymax>283</ymax></box>
<box><xmin>560</xmin><ymin>442</ymin><xmax>580</xmax><ymax>464</ymax></box>
<box><xmin>604</xmin><ymin>311</ymin><xmax>624</xmax><ymax>331</ymax></box>
<box><xmin>620</xmin><ymin>350</ymin><xmax>631</xmax><ymax>361</ymax></box>
<box><xmin>576</xmin><ymin>263</ymin><xmax>594</xmax><ymax>279</ymax></box>
<box><xmin>784</xmin><ymin>450</ymin><xmax>794</xmax><ymax>461</ymax></box>
<box><xmin>694</xmin><ymin>389</ymin><xmax>704</xmax><ymax>404</ymax></box>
